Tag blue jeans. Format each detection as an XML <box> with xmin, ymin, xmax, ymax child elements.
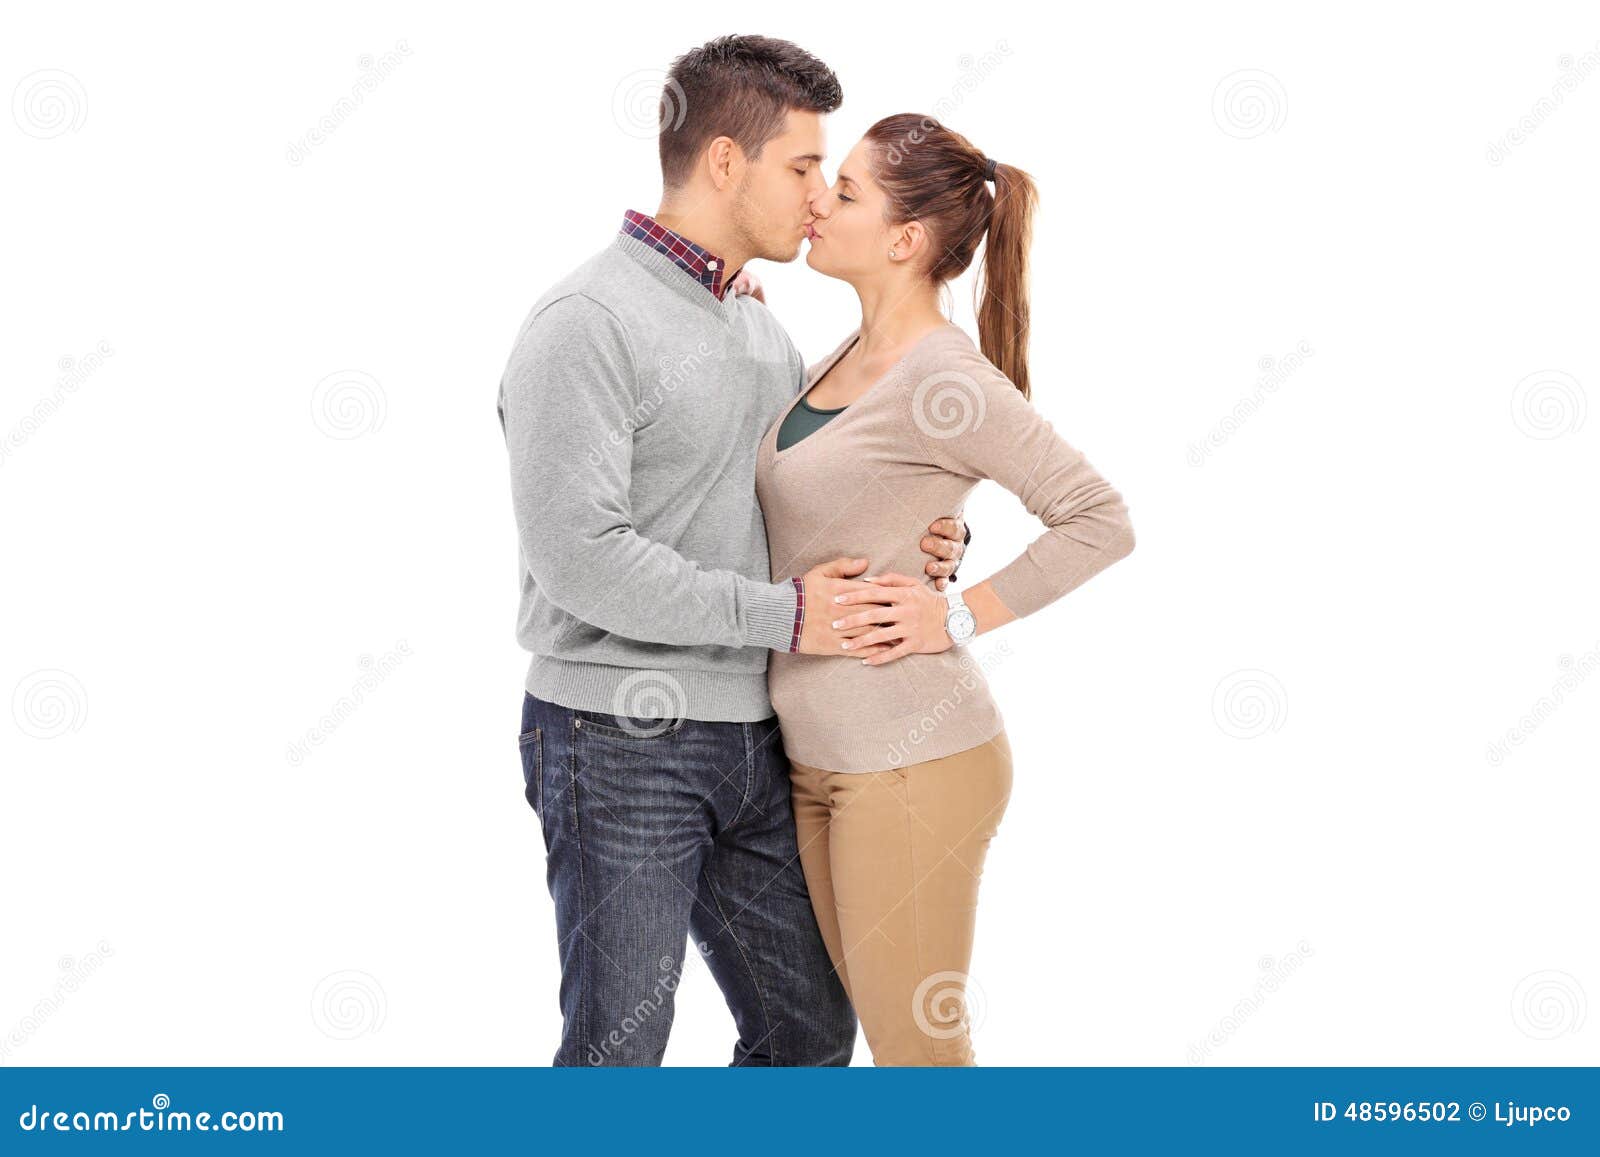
<box><xmin>517</xmin><ymin>692</ymin><xmax>856</xmax><ymax>1066</ymax></box>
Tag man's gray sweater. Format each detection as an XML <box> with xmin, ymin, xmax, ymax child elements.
<box><xmin>497</xmin><ymin>232</ymin><xmax>804</xmax><ymax>722</ymax></box>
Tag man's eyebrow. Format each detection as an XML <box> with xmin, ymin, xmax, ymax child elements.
<box><xmin>790</xmin><ymin>153</ymin><xmax>826</xmax><ymax>164</ymax></box>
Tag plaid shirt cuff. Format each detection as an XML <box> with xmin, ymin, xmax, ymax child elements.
<box><xmin>788</xmin><ymin>576</ymin><xmax>805</xmax><ymax>653</ymax></box>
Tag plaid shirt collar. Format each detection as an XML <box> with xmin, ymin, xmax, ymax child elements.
<box><xmin>620</xmin><ymin>209</ymin><xmax>729</xmax><ymax>300</ymax></box>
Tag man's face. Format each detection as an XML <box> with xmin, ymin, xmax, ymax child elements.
<box><xmin>730</xmin><ymin>110</ymin><xmax>828</xmax><ymax>263</ymax></box>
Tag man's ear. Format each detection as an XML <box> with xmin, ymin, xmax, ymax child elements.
<box><xmin>703</xmin><ymin>136</ymin><xmax>745</xmax><ymax>191</ymax></box>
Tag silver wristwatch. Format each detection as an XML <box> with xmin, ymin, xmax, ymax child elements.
<box><xmin>944</xmin><ymin>590</ymin><xmax>977</xmax><ymax>646</ymax></box>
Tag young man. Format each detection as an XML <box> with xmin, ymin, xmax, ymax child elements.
<box><xmin>497</xmin><ymin>35</ymin><xmax>967</xmax><ymax>1066</ymax></box>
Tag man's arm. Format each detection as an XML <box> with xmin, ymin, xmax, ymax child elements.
<box><xmin>499</xmin><ymin>294</ymin><xmax>800</xmax><ymax>651</ymax></box>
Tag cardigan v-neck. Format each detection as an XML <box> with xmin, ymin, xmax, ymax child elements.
<box><xmin>766</xmin><ymin>324</ymin><xmax>961</xmax><ymax>462</ymax></box>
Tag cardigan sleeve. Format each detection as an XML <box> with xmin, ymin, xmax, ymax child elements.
<box><xmin>903</xmin><ymin>341</ymin><xmax>1135</xmax><ymax>619</ymax></box>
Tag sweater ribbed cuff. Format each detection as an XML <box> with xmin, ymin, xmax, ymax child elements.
<box><xmin>743</xmin><ymin>577</ymin><xmax>802</xmax><ymax>652</ymax></box>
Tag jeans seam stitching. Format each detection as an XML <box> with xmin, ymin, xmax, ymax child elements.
<box><xmin>703</xmin><ymin>866</ymin><xmax>776</xmax><ymax>1065</ymax></box>
<box><xmin>569</xmin><ymin>715</ymin><xmax>588</xmax><ymax>1059</ymax></box>
<box><xmin>533</xmin><ymin>727</ymin><xmax>543</xmax><ymax>814</ymax></box>
<box><xmin>726</xmin><ymin>722</ymin><xmax>755</xmax><ymax>830</ymax></box>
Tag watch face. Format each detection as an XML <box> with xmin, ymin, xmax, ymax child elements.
<box><xmin>949</xmin><ymin>608</ymin><xmax>977</xmax><ymax>641</ymax></box>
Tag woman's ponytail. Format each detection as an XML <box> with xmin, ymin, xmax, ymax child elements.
<box><xmin>976</xmin><ymin>162</ymin><xmax>1037</xmax><ymax>400</ymax></box>
<box><xmin>863</xmin><ymin>115</ymin><xmax>1039</xmax><ymax>399</ymax></box>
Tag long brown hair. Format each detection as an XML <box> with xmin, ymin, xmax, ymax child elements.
<box><xmin>863</xmin><ymin>114</ymin><xmax>1038</xmax><ymax>399</ymax></box>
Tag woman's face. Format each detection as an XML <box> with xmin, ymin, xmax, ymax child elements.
<box><xmin>803</xmin><ymin>138</ymin><xmax>898</xmax><ymax>282</ymax></box>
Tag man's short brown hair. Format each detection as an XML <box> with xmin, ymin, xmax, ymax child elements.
<box><xmin>659</xmin><ymin>35</ymin><xmax>843</xmax><ymax>190</ymax></box>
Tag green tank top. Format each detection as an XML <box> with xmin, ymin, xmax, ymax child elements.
<box><xmin>775</xmin><ymin>394</ymin><xmax>847</xmax><ymax>451</ymax></box>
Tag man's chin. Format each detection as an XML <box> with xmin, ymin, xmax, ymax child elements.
<box><xmin>759</xmin><ymin>238</ymin><xmax>806</xmax><ymax>264</ymax></box>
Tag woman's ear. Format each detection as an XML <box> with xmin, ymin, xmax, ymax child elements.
<box><xmin>891</xmin><ymin>220</ymin><xmax>929</xmax><ymax>263</ymax></box>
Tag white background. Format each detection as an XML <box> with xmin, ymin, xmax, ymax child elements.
<box><xmin>3</xmin><ymin>1</ymin><xmax>1596</xmax><ymax>1067</ymax></box>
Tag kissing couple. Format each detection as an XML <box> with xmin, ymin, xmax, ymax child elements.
<box><xmin>498</xmin><ymin>33</ymin><xmax>1135</xmax><ymax>1066</ymax></box>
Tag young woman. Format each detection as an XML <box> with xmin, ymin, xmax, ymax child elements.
<box><xmin>753</xmin><ymin>114</ymin><xmax>1137</xmax><ymax>1065</ymax></box>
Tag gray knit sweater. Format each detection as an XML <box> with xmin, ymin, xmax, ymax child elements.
<box><xmin>497</xmin><ymin>233</ymin><xmax>804</xmax><ymax>722</ymax></box>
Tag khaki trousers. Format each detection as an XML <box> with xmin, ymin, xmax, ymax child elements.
<box><xmin>788</xmin><ymin>731</ymin><xmax>1013</xmax><ymax>1065</ymax></box>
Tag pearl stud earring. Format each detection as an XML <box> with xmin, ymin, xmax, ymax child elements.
<box><xmin>888</xmin><ymin>249</ymin><xmax>897</xmax><ymax>258</ymax></box>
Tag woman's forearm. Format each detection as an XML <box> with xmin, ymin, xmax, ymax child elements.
<box><xmin>956</xmin><ymin>579</ymin><xmax>1017</xmax><ymax>639</ymax></box>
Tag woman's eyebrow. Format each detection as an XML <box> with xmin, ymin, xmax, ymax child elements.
<box><xmin>836</xmin><ymin>170</ymin><xmax>859</xmax><ymax>187</ymax></box>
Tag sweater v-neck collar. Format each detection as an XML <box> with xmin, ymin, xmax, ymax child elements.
<box><xmin>619</xmin><ymin>209</ymin><xmax>729</xmax><ymax>299</ymax></box>
<box><xmin>613</xmin><ymin>233</ymin><xmax>738</xmax><ymax>325</ymax></box>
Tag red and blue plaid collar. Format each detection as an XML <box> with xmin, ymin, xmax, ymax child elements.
<box><xmin>620</xmin><ymin>209</ymin><xmax>729</xmax><ymax>300</ymax></box>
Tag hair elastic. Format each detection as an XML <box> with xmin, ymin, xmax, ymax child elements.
<box><xmin>982</xmin><ymin>156</ymin><xmax>998</xmax><ymax>182</ymax></box>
